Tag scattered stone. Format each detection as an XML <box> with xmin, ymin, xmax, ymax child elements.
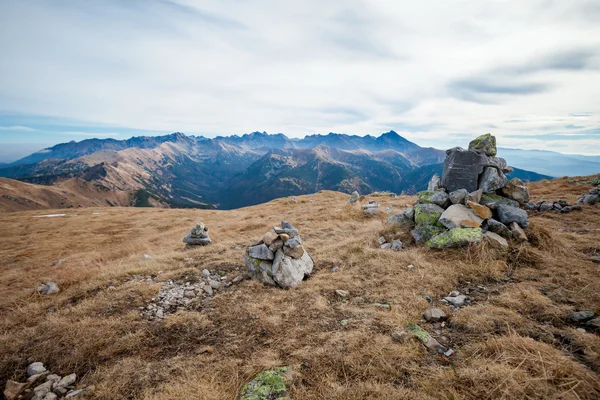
<box><xmin>143</xmin><ymin>254</ymin><xmax>153</xmax><ymax>260</ymax></box>
<box><xmin>348</xmin><ymin>191</ymin><xmax>360</xmax><ymax>204</ymax></box>
<box><xmin>444</xmin><ymin>349</ymin><xmax>455</xmax><ymax>357</ymax></box>
<box><xmin>57</xmin><ymin>374</ymin><xmax>76</xmax><ymax>388</ymax></box>
<box><xmin>391</xmin><ymin>239</ymin><xmax>403</xmax><ymax>251</ymax></box>
<box><xmin>486</xmin><ymin>219</ymin><xmax>512</xmax><ymax>239</ymax></box>
<box><xmin>571</xmin><ymin>311</ymin><xmax>595</xmax><ymax>323</ymax></box>
<box><xmin>335</xmin><ymin>290</ymin><xmax>349</xmax><ymax>298</ymax></box>
<box><xmin>443</xmin><ymin>295</ymin><xmax>467</xmax><ymax>307</ymax></box>
<box><xmin>378</xmin><ymin>236</ymin><xmax>386</xmax><ymax>245</ymax></box>
<box><xmin>183</xmin><ymin>222</ymin><xmax>212</xmax><ymax>246</ymax></box>
<box><xmin>406</xmin><ymin>323</ymin><xmax>447</xmax><ymax>353</ymax></box>
<box><xmin>238</xmin><ymin>367</ymin><xmax>291</xmax><ymax>400</ymax></box>
<box><xmin>200</xmin><ymin>269</ymin><xmax>210</xmax><ymax>279</ymax></box>
<box><xmin>448</xmin><ymin>189</ymin><xmax>468</xmax><ymax>205</ymax></box>
<box><xmin>439</xmin><ymin>204</ymin><xmax>483</xmax><ymax>229</ymax></box>
<box><xmin>509</xmin><ymin>222</ymin><xmax>528</xmax><ymax>242</ymax></box>
<box><xmin>426</xmin><ymin>228</ymin><xmax>482</xmax><ymax>249</ymax></box>
<box><xmin>4</xmin><ymin>381</ymin><xmax>26</xmax><ymax>400</ymax></box>
<box><xmin>330</xmin><ymin>266</ymin><xmax>340</xmax><ymax>272</ymax></box>
<box><xmin>46</xmin><ymin>375</ymin><xmax>61</xmax><ymax>384</ymax></box>
<box><xmin>428</xmin><ymin>174</ymin><xmax>442</xmax><ymax>191</ymax></box>
<box><xmin>37</xmin><ymin>282</ymin><xmax>60</xmax><ymax>295</ymax></box>
<box><xmin>340</xmin><ymin>319</ymin><xmax>349</xmax><ymax>327</ymax></box>
<box><xmin>484</xmin><ymin>231</ymin><xmax>509</xmax><ymax>250</ymax></box>
<box><xmin>417</xmin><ymin>190</ymin><xmax>450</xmax><ymax>208</ymax></box>
<box><xmin>27</xmin><ymin>362</ymin><xmax>47</xmax><ymax>377</ymax></box>
<box><xmin>468</xmin><ymin>133</ymin><xmax>497</xmax><ymax>156</ymax></box>
<box><xmin>374</xmin><ymin>303</ymin><xmax>391</xmax><ymax>310</ymax></box>
<box><xmin>496</xmin><ymin>205</ymin><xmax>529</xmax><ymax>228</ymax></box>
<box><xmin>53</xmin><ymin>387</ymin><xmax>68</xmax><ymax>397</ymax></box>
<box><xmin>33</xmin><ymin>380</ymin><xmax>53</xmax><ymax>397</ymax></box>
<box><xmin>411</xmin><ymin>225</ymin><xmax>445</xmax><ymax>244</ymax></box>
<box><xmin>448</xmin><ymin>291</ymin><xmax>460</xmax><ymax>297</ymax></box>
<box><xmin>65</xmin><ymin>388</ymin><xmax>87</xmax><ymax>398</ymax></box>
<box><xmin>585</xmin><ymin>318</ymin><xmax>600</xmax><ymax>329</ymax></box>
<box><xmin>577</xmin><ymin>328</ymin><xmax>587</xmax><ymax>333</ymax></box>
<box><xmin>407</xmin><ymin>264</ymin><xmax>415</xmax><ymax>270</ymax></box>
<box><xmin>467</xmin><ymin>201</ymin><xmax>492</xmax><ymax>220</ymax></box>
<box><xmin>380</xmin><ymin>243</ymin><xmax>392</xmax><ymax>250</ymax></box>
<box><xmin>423</xmin><ymin>308</ymin><xmax>447</xmax><ymax>322</ymax></box>
<box><xmin>388</xmin><ymin>208</ymin><xmax>414</xmax><ymax>227</ymax></box>
<box><xmin>391</xmin><ymin>330</ymin><xmax>409</xmax><ymax>343</ymax></box>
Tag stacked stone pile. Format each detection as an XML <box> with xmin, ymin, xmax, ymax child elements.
<box><xmin>577</xmin><ymin>186</ymin><xmax>600</xmax><ymax>206</ymax></box>
<box><xmin>4</xmin><ymin>362</ymin><xmax>88</xmax><ymax>400</ymax></box>
<box><xmin>526</xmin><ymin>200</ymin><xmax>583</xmax><ymax>214</ymax></box>
<box><xmin>244</xmin><ymin>221</ymin><xmax>314</xmax><ymax>289</ymax></box>
<box><xmin>182</xmin><ymin>222</ymin><xmax>212</xmax><ymax>246</ymax></box>
<box><xmin>388</xmin><ymin>133</ymin><xmax>529</xmax><ymax>248</ymax></box>
<box><xmin>363</xmin><ymin>200</ymin><xmax>381</xmax><ymax>216</ymax></box>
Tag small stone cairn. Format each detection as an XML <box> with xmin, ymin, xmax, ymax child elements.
<box><xmin>183</xmin><ymin>222</ymin><xmax>212</xmax><ymax>246</ymax></box>
<box><xmin>388</xmin><ymin>133</ymin><xmax>529</xmax><ymax>248</ymax></box>
<box><xmin>245</xmin><ymin>221</ymin><xmax>314</xmax><ymax>289</ymax></box>
<box><xmin>4</xmin><ymin>362</ymin><xmax>88</xmax><ymax>400</ymax></box>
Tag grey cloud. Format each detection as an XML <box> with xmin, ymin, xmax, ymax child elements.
<box><xmin>449</xmin><ymin>79</ymin><xmax>551</xmax><ymax>103</ymax></box>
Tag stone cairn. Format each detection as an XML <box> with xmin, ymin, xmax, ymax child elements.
<box><xmin>4</xmin><ymin>362</ymin><xmax>88</xmax><ymax>400</ymax></box>
<box><xmin>388</xmin><ymin>133</ymin><xmax>530</xmax><ymax>248</ymax></box>
<box><xmin>182</xmin><ymin>221</ymin><xmax>212</xmax><ymax>246</ymax></box>
<box><xmin>245</xmin><ymin>221</ymin><xmax>314</xmax><ymax>289</ymax></box>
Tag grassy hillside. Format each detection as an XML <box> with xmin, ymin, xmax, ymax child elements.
<box><xmin>0</xmin><ymin>176</ymin><xmax>599</xmax><ymax>399</ymax></box>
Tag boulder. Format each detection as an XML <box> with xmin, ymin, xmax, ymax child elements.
<box><xmin>426</xmin><ymin>227</ymin><xmax>483</xmax><ymax>248</ymax></box>
<box><xmin>441</xmin><ymin>147</ymin><xmax>487</xmax><ymax>192</ymax></box>
<box><xmin>468</xmin><ymin>133</ymin><xmax>497</xmax><ymax>156</ymax></box>
<box><xmin>388</xmin><ymin>208</ymin><xmax>414</xmax><ymax>228</ymax></box>
<box><xmin>348</xmin><ymin>191</ymin><xmax>360</xmax><ymax>203</ymax></box>
<box><xmin>466</xmin><ymin>189</ymin><xmax>483</xmax><ymax>204</ymax></box>
<box><xmin>509</xmin><ymin>222</ymin><xmax>527</xmax><ymax>242</ymax></box>
<box><xmin>478</xmin><ymin>166</ymin><xmax>507</xmax><ymax>193</ymax></box>
<box><xmin>448</xmin><ymin>189</ymin><xmax>468</xmax><ymax>205</ymax></box>
<box><xmin>501</xmin><ymin>178</ymin><xmax>530</xmax><ymax>206</ymax></box>
<box><xmin>27</xmin><ymin>362</ymin><xmax>46</xmax><ymax>377</ymax></box>
<box><xmin>416</xmin><ymin>190</ymin><xmax>450</xmax><ymax>208</ymax></box>
<box><xmin>496</xmin><ymin>205</ymin><xmax>529</xmax><ymax>228</ymax></box>
<box><xmin>438</xmin><ymin>204</ymin><xmax>483</xmax><ymax>229</ymax></box>
<box><xmin>571</xmin><ymin>311</ymin><xmax>595</xmax><ymax>323</ymax></box>
<box><xmin>422</xmin><ymin>308</ymin><xmax>447</xmax><ymax>322</ymax></box>
<box><xmin>583</xmin><ymin>193</ymin><xmax>599</xmax><ymax>205</ymax></box>
<box><xmin>427</xmin><ymin>174</ymin><xmax>442</xmax><ymax>191</ymax></box>
<box><xmin>480</xmin><ymin>193</ymin><xmax>520</xmax><ymax>209</ymax></box>
<box><xmin>467</xmin><ymin>201</ymin><xmax>492</xmax><ymax>220</ymax></box>
<box><xmin>411</xmin><ymin>225</ymin><xmax>445</xmax><ymax>244</ymax></box>
<box><xmin>486</xmin><ymin>219</ymin><xmax>512</xmax><ymax>239</ymax></box>
<box><xmin>484</xmin><ymin>231</ymin><xmax>508</xmax><ymax>250</ymax></box>
<box><xmin>414</xmin><ymin>203</ymin><xmax>445</xmax><ymax>227</ymax></box>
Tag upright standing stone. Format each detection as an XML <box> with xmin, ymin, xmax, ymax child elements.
<box><xmin>441</xmin><ymin>147</ymin><xmax>487</xmax><ymax>192</ymax></box>
<box><xmin>428</xmin><ymin>174</ymin><xmax>441</xmax><ymax>191</ymax></box>
<box><xmin>348</xmin><ymin>191</ymin><xmax>360</xmax><ymax>204</ymax></box>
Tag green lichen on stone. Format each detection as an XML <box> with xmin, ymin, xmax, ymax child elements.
<box><xmin>406</xmin><ymin>322</ymin><xmax>431</xmax><ymax>343</ymax></box>
<box><xmin>414</xmin><ymin>203</ymin><xmax>444</xmax><ymax>227</ymax></box>
<box><xmin>238</xmin><ymin>367</ymin><xmax>291</xmax><ymax>400</ymax></box>
<box><xmin>468</xmin><ymin>133</ymin><xmax>497</xmax><ymax>156</ymax></box>
<box><xmin>411</xmin><ymin>225</ymin><xmax>445</xmax><ymax>244</ymax></box>
<box><xmin>426</xmin><ymin>227</ymin><xmax>482</xmax><ymax>249</ymax></box>
<box><xmin>480</xmin><ymin>194</ymin><xmax>519</xmax><ymax>208</ymax></box>
<box><xmin>416</xmin><ymin>191</ymin><xmax>435</xmax><ymax>203</ymax></box>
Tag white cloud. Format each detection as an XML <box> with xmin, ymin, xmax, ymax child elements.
<box><xmin>0</xmin><ymin>125</ymin><xmax>36</xmax><ymax>131</ymax></box>
<box><xmin>57</xmin><ymin>132</ymin><xmax>120</xmax><ymax>137</ymax></box>
<box><xmin>0</xmin><ymin>0</ymin><xmax>599</xmax><ymax>153</ymax></box>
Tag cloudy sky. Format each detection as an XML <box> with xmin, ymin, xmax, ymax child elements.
<box><xmin>0</xmin><ymin>0</ymin><xmax>599</xmax><ymax>161</ymax></box>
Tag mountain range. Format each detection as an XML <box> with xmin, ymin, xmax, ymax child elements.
<box><xmin>0</xmin><ymin>131</ymin><xmax>571</xmax><ymax>210</ymax></box>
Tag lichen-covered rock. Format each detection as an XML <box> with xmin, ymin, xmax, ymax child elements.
<box><xmin>417</xmin><ymin>190</ymin><xmax>450</xmax><ymax>208</ymax></box>
<box><xmin>496</xmin><ymin>205</ymin><xmax>529</xmax><ymax>228</ymax></box>
<box><xmin>406</xmin><ymin>323</ymin><xmax>447</xmax><ymax>353</ymax></box>
<box><xmin>411</xmin><ymin>225</ymin><xmax>445</xmax><ymax>244</ymax></box>
<box><xmin>468</xmin><ymin>133</ymin><xmax>497</xmax><ymax>156</ymax></box>
<box><xmin>478</xmin><ymin>166</ymin><xmax>507</xmax><ymax>193</ymax></box>
<box><xmin>238</xmin><ymin>367</ymin><xmax>291</xmax><ymax>400</ymax></box>
<box><xmin>448</xmin><ymin>188</ymin><xmax>468</xmax><ymax>205</ymax></box>
<box><xmin>480</xmin><ymin>193</ymin><xmax>520</xmax><ymax>209</ymax></box>
<box><xmin>414</xmin><ymin>203</ymin><xmax>445</xmax><ymax>227</ymax></box>
<box><xmin>467</xmin><ymin>201</ymin><xmax>492</xmax><ymax>220</ymax></box>
<box><xmin>426</xmin><ymin>228</ymin><xmax>483</xmax><ymax>248</ymax></box>
<box><xmin>438</xmin><ymin>204</ymin><xmax>483</xmax><ymax>229</ymax></box>
<box><xmin>427</xmin><ymin>174</ymin><xmax>442</xmax><ymax>191</ymax></box>
<box><xmin>501</xmin><ymin>178</ymin><xmax>530</xmax><ymax>206</ymax></box>
<box><xmin>388</xmin><ymin>208</ymin><xmax>415</xmax><ymax>228</ymax></box>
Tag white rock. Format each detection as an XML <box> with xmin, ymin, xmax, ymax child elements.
<box><xmin>27</xmin><ymin>362</ymin><xmax>47</xmax><ymax>377</ymax></box>
<box><xmin>57</xmin><ymin>374</ymin><xmax>76</xmax><ymax>388</ymax></box>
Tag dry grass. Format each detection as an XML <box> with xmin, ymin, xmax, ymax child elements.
<box><xmin>0</xmin><ymin>183</ymin><xmax>599</xmax><ymax>399</ymax></box>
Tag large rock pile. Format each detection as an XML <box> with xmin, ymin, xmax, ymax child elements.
<box><xmin>389</xmin><ymin>133</ymin><xmax>529</xmax><ymax>248</ymax></box>
<box><xmin>244</xmin><ymin>221</ymin><xmax>314</xmax><ymax>289</ymax></box>
<box><xmin>183</xmin><ymin>222</ymin><xmax>212</xmax><ymax>246</ymax></box>
<box><xmin>4</xmin><ymin>362</ymin><xmax>88</xmax><ymax>399</ymax></box>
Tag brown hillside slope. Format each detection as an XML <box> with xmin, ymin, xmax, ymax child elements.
<box><xmin>0</xmin><ymin>176</ymin><xmax>599</xmax><ymax>399</ymax></box>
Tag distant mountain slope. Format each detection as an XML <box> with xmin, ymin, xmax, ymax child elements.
<box><xmin>397</xmin><ymin>163</ymin><xmax>553</xmax><ymax>194</ymax></box>
<box><xmin>498</xmin><ymin>148</ymin><xmax>600</xmax><ymax>177</ymax></box>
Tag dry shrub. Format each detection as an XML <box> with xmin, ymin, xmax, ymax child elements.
<box><xmin>492</xmin><ymin>285</ymin><xmax>569</xmax><ymax>324</ymax></box>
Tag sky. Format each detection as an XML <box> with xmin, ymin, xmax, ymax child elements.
<box><xmin>0</xmin><ymin>0</ymin><xmax>599</xmax><ymax>162</ymax></box>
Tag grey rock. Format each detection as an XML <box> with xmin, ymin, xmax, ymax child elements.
<box><xmin>443</xmin><ymin>295</ymin><xmax>467</xmax><ymax>307</ymax></box>
<box><xmin>583</xmin><ymin>193</ymin><xmax>599</xmax><ymax>205</ymax></box>
<box><xmin>411</xmin><ymin>225</ymin><xmax>445</xmax><ymax>245</ymax></box>
<box><xmin>335</xmin><ymin>290</ymin><xmax>349</xmax><ymax>298</ymax></box>
<box><xmin>391</xmin><ymin>330</ymin><xmax>409</xmax><ymax>343</ymax></box>
<box><xmin>468</xmin><ymin>133</ymin><xmax>497</xmax><ymax>156</ymax></box>
<box><xmin>184</xmin><ymin>290</ymin><xmax>195</xmax><ymax>298</ymax></box>
<box><xmin>448</xmin><ymin>189</ymin><xmax>468</xmax><ymax>205</ymax></box>
<box><xmin>247</xmin><ymin>244</ymin><xmax>274</xmax><ymax>261</ymax></box>
<box><xmin>271</xmin><ymin>251</ymin><xmax>314</xmax><ymax>289</ymax></box>
<box><xmin>44</xmin><ymin>393</ymin><xmax>58</xmax><ymax>400</ymax></box>
<box><xmin>427</xmin><ymin>174</ymin><xmax>442</xmax><ymax>191</ymax></box>
<box><xmin>466</xmin><ymin>189</ymin><xmax>483</xmax><ymax>204</ymax></box>
<box><xmin>501</xmin><ymin>178</ymin><xmax>530</xmax><ymax>205</ymax></box>
<box><xmin>380</xmin><ymin>243</ymin><xmax>392</xmax><ymax>249</ymax></box>
<box><xmin>539</xmin><ymin>201</ymin><xmax>553</xmax><ymax>212</ymax></box>
<box><xmin>417</xmin><ymin>190</ymin><xmax>450</xmax><ymax>208</ymax></box>
<box><xmin>480</xmin><ymin>194</ymin><xmax>520</xmax><ymax>209</ymax></box>
<box><xmin>448</xmin><ymin>291</ymin><xmax>460</xmax><ymax>297</ymax></box>
<box><xmin>388</xmin><ymin>208</ymin><xmax>415</xmax><ymax>227</ymax></box>
<box><xmin>478</xmin><ymin>166</ymin><xmax>507</xmax><ymax>193</ymax></box>
<box><xmin>391</xmin><ymin>239</ymin><xmax>403</xmax><ymax>251</ymax></box>
<box><xmin>182</xmin><ymin>232</ymin><xmax>212</xmax><ymax>246</ymax></box>
<box><xmin>441</xmin><ymin>147</ymin><xmax>487</xmax><ymax>192</ymax></box>
<box><xmin>208</xmin><ymin>280</ymin><xmax>221</xmax><ymax>290</ymax></box>
<box><xmin>486</xmin><ymin>219</ymin><xmax>512</xmax><ymax>239</ymax></box>
<box><xmin>585</xmin><ymin>318</ymin><xmax>600</xmax><ymax>329</ymax></box>
<box><xmin>34</xmin><ymin>381</ymin><xmax>53</xmax><ymax>396</ymax></box>
<box><xmin>525</xmin><ymin>202</ymin><xmax>538</xmax><ymax>211</ymax></box>
<box><xmin>484</xmin><ymin>231</ymin><xmax>508</xmax><ymax>249</ymax></box>
<box><xmin>65</xmin><ymin>389</ymin><xmax>87</xmax><ymax>398</ymax></box>
<box><xmin>423</xmin><ymin>308</ymin><xmax>447</xmax><ymax>322</ymax></box>
<box><xmin>27</xmin><ymin>362</ymin><xmax>47</xmax><ymax>377</ymax></box>
<box><xmin>53</xmin><ymin>387</ymin><xmax>68</xmax><ymax>397</ymax></box>
<box><xmin>496</xmin><ymin>205</ymin><xmax>529</xmax><ymax>228</ymax></box>
<box><xmin>378</xmin><ymin>236</ymin><xmax>386</xmax><ymax>245</ymax></box>
<box><xmin>439</xmin><ymin>204</ymin><xmax>483</xmax><ymax>229</ymax></box>
<box><xmin>510</xmin><ymin>222</ymin><xmax>528</xmax><ymax>242</ymax></box>
<box><xmin>46</xmin><ymin>374</ymin><xmax>61</xmax><ymax>384</ymax></box>
<box><xmin>571</xmin><ymin>311</ymin><xmax>595</xmax><ymax>323</ymax></box>
<box><xmin>348</xmin><ymin>191</ymin><xmax>360</xmax><ymax>203</ymax></box>
<box><xmin>45</xmin><ymin>282</ymin><xmax>60</xmax><ymax>295</ymax></box>
<box><xmin>57</xmin><ymin>374</ymin><xmax>76</xmax><ymax>388</ymax></box>
<box><xmin>203</xmin><ymin>285</ymin><xmax>213</xmax><ymax>296</ymax></box>
<box><xmin>200</xmin><ymin>269</ymin><xmax>210</xmax><ymax>279</ymax></box>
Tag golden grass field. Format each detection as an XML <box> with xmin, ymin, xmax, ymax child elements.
<box><xmin>1</xmin><ymin>176</ymin><xmax>599</xmax><ymax>399</ymax></box>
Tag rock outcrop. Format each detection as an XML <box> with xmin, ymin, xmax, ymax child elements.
<box><xmin>245</xmin><ymin>221</ymin><xmax>314</xmax><ymax>288</ymax></box>
<box><xmin>183</xmin><ymin>222</ymin><xmax>212</xmax><ymax>246</ymax></box>
<box><xmin>389</xmin><ymin>133</ymin><xmax>529</xmax><ymax>248</ymax></box>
